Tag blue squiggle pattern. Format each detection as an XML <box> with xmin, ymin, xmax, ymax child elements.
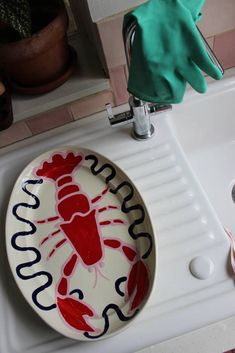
<box><xmin>84</xmin><ymin>303</ymin><xmax>138</xmax><ymax>339</ymax></box>
<box><xmin>11</xmin><ymin>179</ymin><xmax>56</xmax><ymax>311</ymax></box>
<box><xmin>69</xmin><ymin>288</ymin><xmax>84</xmax><ymax>300</ymax></box>
<box><xmin>85</xmin><ymin>154</ymin><xmax>152</xmax><ymax>338</ymax></box>
<box><xmin>115</xmin><ymin>276</ymin><xmax>127</xmax><ymax>297</ymax></box>
<box><xmin>85</xmin><ymin>154</ymin><xmax>153</xmax><ymax>258</ymax></box>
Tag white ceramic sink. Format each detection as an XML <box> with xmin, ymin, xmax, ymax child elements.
<box><xmin>169</xmin><ymin>68</ymin><xmax>235</xmax><ymax>238</ymax></box>
<box><xmin>1</xmin><ymin>70</ymin><xmax>235</xmax><ymax>353</ymax></box>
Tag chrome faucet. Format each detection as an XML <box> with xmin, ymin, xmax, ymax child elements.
<box><xmin>106</xmin><ymin>18</ymin><xmax>171</xmax><ymax>141</ymax></box>
<box><xmin>106</xmin><ymin>18</ymin><xmax>223</xmax><ymax>141</ymax></box>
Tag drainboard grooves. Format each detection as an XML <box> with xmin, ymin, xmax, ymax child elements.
<box><xmin>147</xmin><ymin>191</ymin><xmax>195</xmax><ymax>217</ymax></box>
<box><xmin>152</xmin><ymin>198</ymin><xmax>199</xmax><ymax>218</ymax></box>
<box><xmin>112</xmin><ymin>142</ymin><xmax>171</xmax><ymax>163</ymax></box>
<box><xmin>134</xmin><ymin>165</ymin><xmax>182</xmax><ymax>187</ymax></box>
<box><xmin>121</xmin><ymin>154</ymin><xmax>175</xmax><ymax>176</ymax></box>
<box><xmin>160</xmin><ymin>227</ymin><xmax>219</xmax><ymax>255</ymax></box>
<box><xmin>161</xmin><ymin>218</ymin><xmax>209</xmax><ymax>241</ymax></box>
<box><xmin>160</xmin><ymin>230</ymin><xmax>213</xmax><ymax>250</ymax></box>
<box><xmin>126</xmin><ymin>156</ymin><xmax>177</xmax><ymax>181</ymax></box>
<box><xmin>116</xmin><ymin>143</ymin><xmax>171</xmax><ymax>167</ymax></box>
<box><xmin>155</xmin><ymin>205</ymin><xmax>201</xmax><ymax>232</ymax></box>
<box><xmin>143</xmin><ymin>178</ymin><xmax>189</xmax><ymax>204</ymax></box>
<box><xmin>157</xmin><ymin>214</ymin><xmax>203</xmax><ymax>236</ymax></box>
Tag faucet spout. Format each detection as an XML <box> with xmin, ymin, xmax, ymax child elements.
<box><xmin>129</xmin><ymin>97</ymin><xmax>155</xmax><ymax>140</ymax></box>
<box><xmin>123</xmin><ymin>17</ymin><xmax>136</xmax><ymax>70</ymax></box>
<box><xmin>123</xmin><ymin>17</ymin><xmax>168</xmax><ymax>140</ymax></box>
<box><xmin>106</xmin><ymin>17</ymin><xmax>171</xmax><ymax>141</ymax></box>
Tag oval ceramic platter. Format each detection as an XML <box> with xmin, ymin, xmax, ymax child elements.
<box><xmin>6</xmin><ymin>146</ymin><xmax>156</xmax><ymax>341</ymax></box>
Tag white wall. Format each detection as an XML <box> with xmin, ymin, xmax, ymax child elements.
<box><xmin>86</xmin><ymin>0</ymin><xmax>147</xmax><ymax>22</ymax></box>
<box><xmin>86</xmin><ymin>0</ymin><xmax>235</xmax><ymax>35</ymax></box>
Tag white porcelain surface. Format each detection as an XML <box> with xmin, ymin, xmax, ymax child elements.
<box><xmin>0</xmin><ymin>81</ymin><xmax>233</xmax><ymax>352</ymax></box>
<box><xmin>169</xmin><ymin>68</ymin><xmax>235</xmax><ymax>243</ymax></box>
<box><xmin>86</xmin><ymin>0</ymin><xmax>146</xmax><ymax>22</ymax></box>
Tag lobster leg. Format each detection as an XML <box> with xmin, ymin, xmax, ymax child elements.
<box><xmin>47</xmin><ymin>239</ymin><xmax>67</xmax><ymax>259</ymax></box>
<box><xmin>100</xmin><ymin>219</ymin><xmax>126</xmax><ymax>226</ymax></box>
<box><xmin>104</xmin><ymin>238</ymin><xmax>150</xmax><ymax>311</ymax></box>
<box><xmin>92</xmin><ymin>187</ymin><xmax>121</xmax><ymax>214</ymax></box>
<box><xmin>35</xmin><ymin>216</ymin><xmax>59</xmax><ymax>224</ymax></box>
<box><xmin>91</xmin><ymin>185</ymin><xmax>109</xmax><ymax>204</ymax></box>
<box><xmin>98</xmin><ymin>205</ymin><xmax>119</xmax><ymax>213</ymax></box>
<box><xmin>57</xmin><ymin>253</ymin><xmax>97</xmax><ymax>333</ymax></box>
<box><xmin>39</xmin><ymin>229</ymin><xmax>61</xmax><ymax>246</ymax></box>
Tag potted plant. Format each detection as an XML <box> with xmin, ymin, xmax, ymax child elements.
<box><xmin>0</xmin><ymin>0</ymin><xmax>76</xmax><ymax>94</ymax></box>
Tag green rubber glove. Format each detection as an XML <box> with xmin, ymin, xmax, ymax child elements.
<box><xmin>180</xmin><ymin>0</ymin><xmax>205</xmax><ymax>21</ymax></box>
<box><xmin>124</xmin><ymin>0</ymin><xmax>222</xmax><ymax>104</ymax></box>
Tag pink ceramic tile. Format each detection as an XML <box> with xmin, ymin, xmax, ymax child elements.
<box><xmin>198</xmin><ymin>0</ymin><xmax>235</xmax><ymax>37</ymax></box>
<box><xmin>97</xmin><ymin>15</ymin><xmax>126</xmax><ymax>69</ymax></box>
<box><xmin>109</xmin><ymin>66</ymin><xmax>129</xmax><ymax>106</ymax></box>
<box><xmin>70</xmin><ymin>90</ymin><xmax>115</xmax><ymax>120</ymax></box>
<box><xmin>27</xmin><ymin>106</ymin><xmax>73</xmax><ymax>135</ymax></box>
<box><xmin>214</xmin><ymin>29</ymin><xmax>235</xmax><ymax>70</ymax></box>
<box><xmin>205</xmin><ymin>36</ymin><xmax>214</xmax><ymax>50</ymax></box>
<box><xmin>0</xmin><ymin>121</ymin><xmax>32</xmax><ymax>148</ymax></box>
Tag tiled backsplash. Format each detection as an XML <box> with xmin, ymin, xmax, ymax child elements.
<box><xmin>1</xmin><ymin>0</ymin><xmax>235</xmax><ymax>148</ymax></box>
<box><xmin>0</xmin><ymin>90</ymin><xmax>114</xmax><ymax>148</ymax></box>
<box><xmin>199</xmin><ymin>0</ymin><xmax>235</xmax><ymax>37</ymax></box>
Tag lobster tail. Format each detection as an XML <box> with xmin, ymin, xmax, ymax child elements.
<box><xmin>35</xmin><ymin>152</ymin><xmax>84</xmax><ymax>181</ymax></box>
<box><xmin>127</xmin><ymin>260</ymin><xmax>149</xmax><ymax>311</ymax></box>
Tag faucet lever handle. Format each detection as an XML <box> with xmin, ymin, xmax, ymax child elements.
<box><xmin>105</xmin><ymin>103</ymin><xmax>114</xmax><ymax>120</ymax></box>
<box><xmin>106</xmin><ymin>103</ymin><xmax>133</xmax><ymax>127</ymax></box>
<box><xmin>148</xmin><ymin>103</ymin><xmax>172</xmax><ymax>115</ymax></box>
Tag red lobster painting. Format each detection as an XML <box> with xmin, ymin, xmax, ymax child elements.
<box><xmin>33</xmin><ymin>151</ymin><xmax>150</xmax><ymax>334</ymax></box>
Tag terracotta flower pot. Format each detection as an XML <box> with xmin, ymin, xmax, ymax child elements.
<box><xmin>0</xmin><ymin>0</ymin><xmax>76</xmax><ymax>94</ymax></box>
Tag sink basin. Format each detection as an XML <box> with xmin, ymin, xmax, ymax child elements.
<box><xmin>169</xmin><ymin>68</ymin><xmax>235</xmax><ymax>237</ymax></box>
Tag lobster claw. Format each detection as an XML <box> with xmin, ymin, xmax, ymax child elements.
<box><xmin>57</xmin><ymin>296</ymin><xmax>96</xmax><ymax>332</ymax></box>
<box><xmin>127</xmin><ymin>260</ymin><xmax>150</xmax><ymax>311</ymax></box>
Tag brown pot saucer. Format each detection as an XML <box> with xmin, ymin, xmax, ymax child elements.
<box><xmin>8</xmin><ymin>46</ymin><xmax>77</xmax><ymax>95</ymax></box>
